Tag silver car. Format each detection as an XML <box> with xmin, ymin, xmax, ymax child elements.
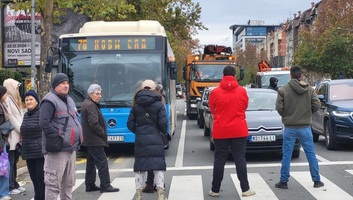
<box><xmin>207</xmin><ymin>88</ymin><xmax>301</xmax><ymax>158</ymax></box>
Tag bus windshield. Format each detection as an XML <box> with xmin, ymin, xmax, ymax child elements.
<box><xmin>192</xmin><ymin>64</ymin><xmax>230</xmax><ymax>81</ymax></box>
<box><xmin>65</xmin><ymin>52</ymin><xmax>162</xmax><ymax>108</ymax></box>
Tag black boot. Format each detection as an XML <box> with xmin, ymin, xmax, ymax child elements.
<box><xmin>142</xmin><ymin>183</ymin><xmax>155</xmax><ymax>193</ymax></box>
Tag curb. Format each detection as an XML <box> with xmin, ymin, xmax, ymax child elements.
<box><xmin>17</xmin><ymin>166</ymin><xmax>28</xmax><ymax>176</ymax></box>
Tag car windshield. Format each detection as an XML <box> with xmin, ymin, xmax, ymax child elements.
<box><xmin>192</xmin><ymin>64</ymin><xmax>230</xmax><ymax>81</ymax></box>
<box><xmin>260</xmin><ymin>74</ymin><xmax>291</xmax><ymax>88</ymax></box>
<box><xmin>247</xmin><ymin>91</ymin><xmax>277</xmax><ymax>111</ymax></box>
<box><xmin>330</xmin><ymin>83</ymin><xmax>353</xmax><ymax>101</ymax></box>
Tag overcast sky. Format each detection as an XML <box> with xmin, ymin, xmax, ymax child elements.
<box><xmin>193</xmin><ymin>0</ymin><xmax>321</xmax><ymax>47</ymax></box>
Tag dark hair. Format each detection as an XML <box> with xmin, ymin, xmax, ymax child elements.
<box><xmin>223</xmin><ymin>65</ymin><xmax>236</xmax><ymax>76</ymax></box>
<box><xmin>290</xmin><ymin>66</ymin><xmax>302</xmax><ymax>79</ymax></box>
<box><xmin>0</xmin><ymin>86</ymin><xmax>7</xmax><ymax>98</ymax></box>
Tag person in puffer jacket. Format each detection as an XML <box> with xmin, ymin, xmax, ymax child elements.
<box><xmin>127</xmin><ymin>79</ymin><xmax>168</xmax><ymax>200</ymax></box>
<box><xmin>20</xmin><ymin>90</ymin><xmax>44</xmax><ymax>200</ymax></box>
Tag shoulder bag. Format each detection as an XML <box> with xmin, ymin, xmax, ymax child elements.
<box><xmin>0</xmin><ymin>120</ymin><xmax>15</xmax><ymax>136</ymax></box>
<box><xmin>138</xmin><ymin>105</ymin><xmax>171</xmax><ymax>148</ymax></box>
<box><xmin>45</xmin><ymin>106</ymin><xmax>70</xmax><ymax>152</ymax></box>
<box><xmin>0</xmin><ymin>142</ymin><xmax>9</xmax><ymax>178</ymax></box>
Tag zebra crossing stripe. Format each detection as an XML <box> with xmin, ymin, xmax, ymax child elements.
<box><xmin>168</xmin><ymin>175</ymin><xmax>204</xmax><ymax>200</ymax></box>
<box><xmin>231</xmin><ymin>173</ymin><xmax>278</xmax><ymax>200</ymax></box>
<box><xmin>291</xmin><ymin>171</ymin><xmax>353</xmax><ymax>200</ymax></box>
<box><xmin>98</xmin><ymin>177</ymin><xmax>135</xmax><ymax>200</ymax></box>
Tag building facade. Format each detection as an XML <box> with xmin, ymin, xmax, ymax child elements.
<box><xmin>229</xmin><ymin>20</ymin><xmax>281</xmax><ymax>52</ymax></box>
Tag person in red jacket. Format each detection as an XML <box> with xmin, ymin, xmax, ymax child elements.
<box><xmin>208</xmin><ymin>66</ymin><xmax>255</xmax><ymax>198</ymax></box>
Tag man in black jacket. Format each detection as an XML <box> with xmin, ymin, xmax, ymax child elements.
<box><xmin>81</xmin><ymin>84</ymin><xmax>119</xmax><ymax>193</ymax></box>
<box><xmin>267</xmin><ymin>77</ymin><xmax>279</xmax><ymax>91</ymax></box>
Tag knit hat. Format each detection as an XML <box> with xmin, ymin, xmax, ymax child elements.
<box><xmin>24</xmin><ymin>90</ymin><xmax>39</xmax><ymax>103</ymax></box>
<box><xmin>141</xmin><ymin>80</ymin><xmax>156</xmax><ymax>90</ymax></box>
<box><xmin>52</xmin><ymin>73</ymin><xmax>69</xmax><ymax>89</ymax></box>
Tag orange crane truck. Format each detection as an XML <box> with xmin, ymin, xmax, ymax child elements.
<box><xmin>183</xmin><ymin>45</ymin><xmax>243</xmax><ymax>119</ymax></box>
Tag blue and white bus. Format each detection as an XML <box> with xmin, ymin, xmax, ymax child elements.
<box><xmin>46</xmin><ymin>20</ymin><xmax>177</xmax><ymax>145</ymax></box>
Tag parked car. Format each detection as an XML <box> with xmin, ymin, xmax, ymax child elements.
<box><xmin>176</xmin><ymin>85</ymin><xmax>183</xmax><ymax>98</ymax></box>
<box><xmin>204</xmin><ymin>88</ymin><xmax>301</xmax><ymax>158</ymax></box>
<box><xmin>312</xmin><ymin>79</ymin><xmax>353</xmax><ymax>150</ymax></box>
<box><xmin>196</xmin><ymin>86</ymin><xmax>216</xmax><ymax>129</ymax></box>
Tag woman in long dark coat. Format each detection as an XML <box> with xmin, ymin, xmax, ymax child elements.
<box><xmin>127</xmin><ymin>79</ymin><xmax>168</xmax><ymax>200</ymax></box>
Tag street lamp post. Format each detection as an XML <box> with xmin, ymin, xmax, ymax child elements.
<box><xmin>31</xmin><ymin>0</ymin><xmax>36</xmax><ymax>90</ymax></box>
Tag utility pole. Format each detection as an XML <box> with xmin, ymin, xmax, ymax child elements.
<box><xmin>31</xmin><ymin>0</ymin><xmax>36</xmax><ymax>90</ymax></box>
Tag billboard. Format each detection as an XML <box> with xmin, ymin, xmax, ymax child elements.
<box><xmin>2</xmin><ymin>5</ymin><xmax>41</xmax><ymax>67</ymax></box>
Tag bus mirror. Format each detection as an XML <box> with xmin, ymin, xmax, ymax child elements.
<box><xmin>45</xmin><ymin>55</ymin><xmax>54</xmax><ymax>73</ymax></box>
<box><xmin>168</xmin><ymin>61</ymin><xmax>177</xmax><ymax>80</ymax></box>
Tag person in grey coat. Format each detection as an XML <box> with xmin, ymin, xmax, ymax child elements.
<box><xmin>81</xmin><ymin>84</ymin><xmax>119</xmax><ymax>193</ymax></box>
<box><xmin>127</xmin><ymin>79</ymin><xmax>168</xmax><ymax>200</ymax></box>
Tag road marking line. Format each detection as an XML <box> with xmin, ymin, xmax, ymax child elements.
<box><xmin>76</xmin><ymin>161</ymin><xmax>353</xmax><ymax>174</ymax></box>
<box><xmin>98</xmin><ymin>177</ymin><xmax>135</xmax><ymax>200</ymax></box>
<box><xmin>175</xmin><ymin>120</ymin><xmax>186</xmax><ymax>167</ymax></box>
<box><xmin>231</xmin><ymin>173</ymin><xmax>278</xmax><ymax>199</ymax></box>
<box><xmin>345</xmin><ymin>170</ymin><xmax>353</xmax><ymax>175</ymax></box>
<box><xmin>300</xmin><ymin>147</ymin><xmax>330</xmax><ymax>162</ymax></box>
<box><xmin>168</xmin><ymin>175</ymin><xmax>204</xmax><ymax>200</ymax></box>
<box><xmin>291</xmin><ymin>171</ymin><xmax>353</xmax><ymax>200</ymax></box>
<box><xmin>76</xmin><ymin>158</ymin><xmax>87</xmax><ymax>165</ymax></box>
<box><xmin>114</xmin><ymin>156</ymin><xmax>124</xmax><ymax>164</ymax></box>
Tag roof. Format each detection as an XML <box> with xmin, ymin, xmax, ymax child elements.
<box><xmin>60</xmin><ymin>20</ymin><xmax>167</xmax><ymax>38</ymax></box>
<box><xmin>324</xmin><ymin>79</ymin><xmax>353</xmax><ymax>85</ymax></box>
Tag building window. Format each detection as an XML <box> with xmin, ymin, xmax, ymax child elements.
<box><xmin>246</xmin><ymin>27</ymin><xmax>266</xmax><ymax>36</ymax></box>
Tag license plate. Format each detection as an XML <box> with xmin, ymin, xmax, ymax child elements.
<box><xmin>249</xmin><ymin>135</ymin><xmax>276</xmax><ymax>142</ymax></box>
<box><xmin>108</xmin><ymin>136</ymin><xmax>124</xmax><ymax>141</ymax></box>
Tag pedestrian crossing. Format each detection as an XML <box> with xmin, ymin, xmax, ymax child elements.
<box><xmin>27</xmin><ymin>170</ymin><xmax>353</xmax><ymax>200</ymax></box>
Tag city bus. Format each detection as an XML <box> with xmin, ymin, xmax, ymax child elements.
<box><xmin>45</xmin><ymin>20</ymin><xmax>177</xmax><ymax>145</ymax></box>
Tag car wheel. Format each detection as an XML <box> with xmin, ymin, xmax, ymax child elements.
<box><xmin>325</xmin><ymin>121</ymin><xmax>338</xmax><ymax>150</ymax></box>
<box><xmin>312</xmin><ymin>128</ymin><xmax>319</xmax><ymax>142</ymax></box>
<box><xmin>199</xmin><ymin>114</ymin><xmax>204</xmax><ymax>128</ymax></box>
<box><xmin>292</xmin><ymin>149</ymin><xmax>300</xmax><ymax>158</ymax></box>
<box><xmin>204</xmin><ymin>124</ymin><xmax>210</xmax><ymax>136</ymax></box>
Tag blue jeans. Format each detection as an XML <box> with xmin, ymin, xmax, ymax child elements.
<box><xmin>0</xmin><ymin>166</ymin><xmax>9</xmax><ymax>198</ymax></box>
<box><xmin>280</xmin><ymin>126</ymin><xmax>320</xmax><ymax>182</ymax></box>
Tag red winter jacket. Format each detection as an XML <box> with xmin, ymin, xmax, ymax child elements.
<box><xmin>209</xmin><ymin>76</ymin><xmax>249</xmax><ymax>139</ymax></box>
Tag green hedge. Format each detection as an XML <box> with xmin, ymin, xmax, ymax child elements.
<box><xmin>0</xmin><ymin>70</ymin><xmax>24</xmax><ymax>98</ymax></box>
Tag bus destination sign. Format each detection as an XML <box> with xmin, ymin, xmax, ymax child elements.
<box><xmin>66</xmin><ymin>36</ymin><xmax>157</xmax><ymax>51</ymax></box>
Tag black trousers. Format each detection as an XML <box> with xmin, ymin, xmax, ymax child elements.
<box><xmin>211</xmin><ymin>137</ymin><xmax>250</xmax><ymax>193</ymax></box>
<box><xmin>26</xmin><ymin>158</ymin><xmax>45</xmax><ymax>200</ymax></box>
<box><xmin>146</xmin><ymin>170</ymin><xmax>154</xmax><ymax>185</ymax></box>
<box><xmin>8</xmin><ymin>150</ymin><xmax>20</xmax><ymax>191</ymax></box>
<box><xmin>85</xmin><ymin>146</ymin><xmax>111</xmax><ymax>189</ymax></box>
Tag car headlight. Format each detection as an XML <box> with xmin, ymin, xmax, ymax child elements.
<box><xmin>332</xmin><ymin>110</ymin><xmax>351</xmax><ymax>117</ymax></box>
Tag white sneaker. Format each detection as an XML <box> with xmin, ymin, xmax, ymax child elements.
<box><xmin>8</xmin><ymin>189</ymin><xmax>21</xmax><ymax>195</ymax></box>
<box><xmin>242</xmin><ymin>189</ymin><xmax>256</xmax><ymax>197</ymax></box>
<box><xmin>0</xmin><ymin>195</ymin><xmax>12</xmax><ymax>200</ymax></box>
<box><xmin>208</xmin><ymin>190</ymin><xmax>220</xmax><ymax>197</ymax></box>
<box><xmin>17</xmin><ymin>187</ymin><xmax>26</xmax><ymax>193</ymax></box>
